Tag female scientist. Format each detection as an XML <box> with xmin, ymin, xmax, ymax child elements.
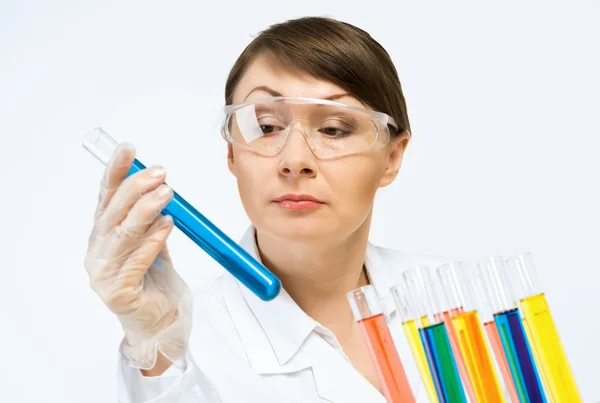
<box><xmin>84</xmin><ymin>16</ymin><xmax>446</xmax><ymax>402</ymax></box>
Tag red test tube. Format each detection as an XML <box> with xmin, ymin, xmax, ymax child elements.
<box><xmin>347</xmin><ymin>285</ymin><xmax>415</xmax><ymax>403</ymax></box>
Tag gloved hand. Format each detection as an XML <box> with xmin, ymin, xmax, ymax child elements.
<box><xmin>84</xmin><ymin>142</ymin><xmax>192</xmax><ymax>370</ymax></box>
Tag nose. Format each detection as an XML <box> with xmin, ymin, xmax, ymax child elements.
<box><xmin>278</xmin><ymin>124</ymin><xmax>318</xmax><ymax>179</ymax></box>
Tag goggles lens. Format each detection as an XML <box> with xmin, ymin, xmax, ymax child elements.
<box><xmin>222</xmin><ymin>98</ymin><xmax>394</xmax><ymax>158</ymax></box>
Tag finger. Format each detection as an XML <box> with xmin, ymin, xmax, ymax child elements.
<box><xmin>120</xmin><ymin>214</ymin><xmax>175</xmax><ymax>287</ymax></box>
<box><xmin>95</xmin><ymin>143</ymin><xmax>136</xmax><ymax>218</ymax></box>
<box><xmin>97</xmin><ymin>165</ymin><xmax>168</xmax><ymax>234</ymax></box>
<box><xmin>157</xmin><ymin>244</ymin><xmax>172</xmax><ymax>264</ymax></box>
<box><xmin>147</xmin><ymin>244</ymin><xmax>180</xmax><ymax>294</ymax></box>
<box><xmin>111</xmin><ymin>183</ymin><xmax>174</xmax><ymax>247</ymax></box>
<box><xmin>140</xmin><ymin>215</ymin><xmax>175</xmax><ymax>273</ymax></box>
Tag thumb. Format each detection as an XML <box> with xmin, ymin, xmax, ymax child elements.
<box><xmin>124</xmin><ymin>214</ymin><xmax>174</xmax><ymax>286</ymax></box>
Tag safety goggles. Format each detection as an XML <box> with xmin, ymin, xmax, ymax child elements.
<box><xmin>220</xmin><ymin>96</ymin><xmax>403</xmax><ymax>159</ymax></box>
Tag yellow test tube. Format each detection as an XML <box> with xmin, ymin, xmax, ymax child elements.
<box><xmin>521</xmin><ymin>315</ymin><xmax>551</xmax><ymax>392</ymax></box>
<box><xmin>507</xmin><ymin>253</ymin><xmax>582</xmax><ymax>402</ymax></box>
<box><xmin>391</xmin><ymin>283</ymin><xmax>439</xmax><ymax>403</ymax></box>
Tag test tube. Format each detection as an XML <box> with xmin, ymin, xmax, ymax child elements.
<box><xmin>347</xmin><ymin>285</ymin><xmax>415</xmax><ymax>403</ymax></box>
<box><xmin>471</xmin><ymin>274</ymin><xmax>520</xmax><ymax>403</ymax></box>
<box><xmin>83</xmin><ymin>127</ymin><xmax>281</xmax><ymax>301</ymax></box>
<box><xmin>403</xmin><ymin>266</ymin><xmax>467</xmax><ymax>403</ymax></box>
<box><xmin>478</xmin><ymin>256</ymin><xmax>547</xmax><ymax>403</ymax></box>
<box><xmin>507</xmin><ymin>253</ymin><xmax>582</xmax><ymax>402</ymax></box>
<box><xmin>437</xmin><ymin>262</ymin><xmax>505</xmax><ymax>402</ymax></box>
<box><xmin>391</xmin><ymin>282</ymin><xmax>439</xmax><ymax>403</ymax></box>
<box><xmin>429</xmin><ymin>270</ymin><xmax>476</xmax><ymax>403</ymax></box>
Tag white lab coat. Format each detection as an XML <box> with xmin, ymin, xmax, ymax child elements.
<box><xmin>118</xmin><ymin>225</ymin><xmax>447</xmax><ymax>402</ymax></box>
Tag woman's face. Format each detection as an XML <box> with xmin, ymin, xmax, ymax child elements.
<box><xmin>227</xmin><ymin>52</ymin><xmax>410</xmax><ymax>243</ymax></box>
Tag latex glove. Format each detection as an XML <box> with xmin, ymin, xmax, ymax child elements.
<box><xmin>84</xmin><ymin>142</ymin><xmax>192</xmax><ymax>370</ymax></box>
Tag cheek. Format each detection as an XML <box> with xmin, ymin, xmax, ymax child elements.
<box><xmin>326</xmin><ymin>157</ymin><xmax>383</xmax><ymax>210</ymax></box>
<box><xmin>233</xmin><ymin>152</ymin><xmax>272</xmax><ymax>211</ymax></box>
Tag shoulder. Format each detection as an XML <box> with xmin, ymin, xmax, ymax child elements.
<box><xmin>189</xmin><ymin>275</ymin><xmax>249</xmax><ymax>355</ymax></box>
<box><xmin>373</xmin><ymin>244</ymin><xmax>448</xmax><ymax>268</ymax></box>
<box><xmin>191</xmin><ymin>275</ymin><xmax>230</xmax><ymax>315</ymax></box>
<box><xmin>367</xmin><ymin>242</ymin><xmax>449</xmax><ymax>283</ymax></box>
<box><xmin>188</xmin><ymin>275</ymin><xmax>239</xmax><ymax>337</ymax></box>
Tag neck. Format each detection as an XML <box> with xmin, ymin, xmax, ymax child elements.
<box><xmin>255</xmin><ymin>214</ymin><xmax>373</xmax><ymax>332</ymax></box>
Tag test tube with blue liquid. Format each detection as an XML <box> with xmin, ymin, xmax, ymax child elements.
<box><xmin>83</xmin><ymin>127</ymin><xmax>281</xmax><ymax>301</ymax></box>
<box><xmin>477</xmin><ymin>256</ymin><xmax>546</xmax><ymax>403</ymax></box>
<box><xmin>507</xmin><ymin>253</ymin><xmax>582</xmax><ymax>402</ymax></box>
<box><xmin>403</xmin><ymin>266</ymin><xmax>467</xmax><ymax>403</ymax></box>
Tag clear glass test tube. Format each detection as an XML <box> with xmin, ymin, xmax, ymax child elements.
<box><xmin>437</xmin><ymin>262</ymin><xmax>505</xmax><ymax>403</ymax></box>
<box><xmin>347</xmin><ymin>285</ymin><xmax>415</xmax><ymax>403</ymax></box>
<box><xmin>507</xmin><ymin>253</ymin><xmax>582</xmax><ymax>402</ymax></box>
<box><xmin>83</xmin><ymin>127</ymin><xmax>281</xmax><ymax>301</ymax></box>
<box><xmin>391</xmin><ymin>282</ymin><xmax>439</xmax><ymax>403</ymax></box>
<box><xmin>403</xmin><ymin>267</ymin><xmax>467</xmax><ymax>403</ymax></box>
<box><xmin>478</xmin><ymin>256</ymin><xmax>547</xmax><ymax>403</ymax></box>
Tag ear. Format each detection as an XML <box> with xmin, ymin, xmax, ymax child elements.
<box><xmin>227</xmin><ymin>143</ymin><xmax>237</xmax><ymax>177</ymax></box>
<box><xmin>379</xmin><ymin>130</ymin><xmax>410</xmax><ymax>188</ymax></box>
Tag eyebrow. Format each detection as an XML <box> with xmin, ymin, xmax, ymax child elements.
<box><xmin>244</xmin><ymin>85</ymin><xmax>354</xmax><ymax>102</ymax></box>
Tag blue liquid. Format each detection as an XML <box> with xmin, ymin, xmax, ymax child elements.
<box><xmin>128</xmin><ymin>159</ymin><xmax>281</xmax><ymax>301</ymax></box>
<box><xmin>420</xmin><ymin>323</ymin><xmax>467</xmax><ymax>403</ymax></box>
<box><xmin>494</xmin><ymin>309</ymin><xmax>546</xmax><ymax>403</ymax></box>
<box><xmin>419</xmin><ymin>326</ymin><xmax>445</xmax><ymax>401</ymax></box>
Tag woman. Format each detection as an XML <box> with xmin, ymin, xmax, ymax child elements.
<box><xmin>85</xmin><ymin>16</ymin><xmax>446</xmax><ymax>402</ymax></box>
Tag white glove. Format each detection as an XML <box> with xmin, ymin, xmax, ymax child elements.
<box><xmin>84</xmin><ymin>142</ymin><xmax>192</xmax><ymax>370</ymax></box>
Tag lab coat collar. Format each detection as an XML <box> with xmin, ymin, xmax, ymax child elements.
<box><xmin>232</xmin><ymin>225</ymin><xmax>401</xmax><ymax>373</ymax></box>
<box><xmin>364</xmin><ymin>241</ymin><xmax>400</xmax><ymax>318</ymax></box>
<box><xmin>236</xmin><ymin>225</ymin><xmax>317</xmax><ymax>370</ymax></box>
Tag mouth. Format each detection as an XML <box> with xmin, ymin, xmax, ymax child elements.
<box><xmin>272</xmin><ymin>194</ymin><xmax>326</xmax><ymax>210</ymax></box>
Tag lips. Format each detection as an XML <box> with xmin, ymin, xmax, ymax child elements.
<box><xmin>272</xmin><ymin>194</ymin><xmax>325</xmax><ymax>203</ymax></box>
<box><xmin>272</xmin><ymin>194</ymin><xmax>326</xmax><ymax>210</ymax></box>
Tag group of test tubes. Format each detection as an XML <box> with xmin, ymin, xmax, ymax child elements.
<box><xmin>347</xmin><ymin>253</ymin><xmax>581</xmax><ymax>403</ymax></box>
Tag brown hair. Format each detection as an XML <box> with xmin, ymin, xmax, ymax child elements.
<box><xmin>224</xmin><ymin>16</ymin><xmax>410</xmax><ymax>135</ymax></box>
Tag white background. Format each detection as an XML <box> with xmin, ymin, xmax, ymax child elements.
<box><xmin>1</xmin><ymin>1</ymin><xmax>599</xmax><ymax>401</ymax></box>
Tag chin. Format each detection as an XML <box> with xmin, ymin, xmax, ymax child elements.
<box><xmin>261</xmin><ymin>213</ymin><xmax>343</xmax><ymax>242</ymax></box>
<box><xmin>248</xmin><ymin>202</ymin><xmax>372</xmax><ymax>244</ymax></box>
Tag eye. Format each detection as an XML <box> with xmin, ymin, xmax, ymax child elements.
<box><xmin>257</xmin><ymin>117</ymin><xmax>286</xmax><ymax>135</ymax></box>
<box><xmin>319</xmin><ymin>119</ymin><xmax>353</xmax><ymax>137</ymax></box>
<box><xmin>321</xmin><ymin>127</ymin><xmax>348</xmax><ymax>137</ymax></box>
<box><xmin>260</xmin><ymin>125</ymin><xmax>281</xmax><ymax>134</ymax></box>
